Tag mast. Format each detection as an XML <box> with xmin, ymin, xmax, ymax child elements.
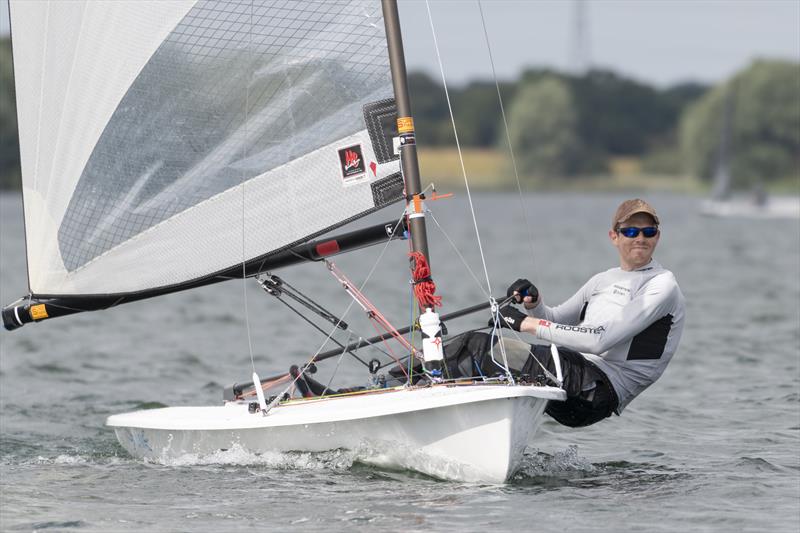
<box><xmin>569</xmin><ymin>0</ymin><xmax>591</xmax><ymax>75</ymax></box>
<box><xmin>382</xmin><ymin>0</ymin><xmax>431</xmax><ymax>269</ymax></box>
<box><xmin>382</xmin><ymin>0</ymin><xmax>445</xmax><ymax>378</ymax></box>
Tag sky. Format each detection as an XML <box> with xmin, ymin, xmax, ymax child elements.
<box><xmin>2</xmin><ymin>0</ymin><xmax>799</xmax><ymax>88</ymax></box>
<box><xmin>396</xmin><ymin>0</ymin><xmax>800</xmax><ymax>87</ymax></box>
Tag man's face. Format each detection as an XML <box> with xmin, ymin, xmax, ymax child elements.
<box><xmin>609</xmin><ymin>212</ymin><xmax>660</xmax><ymax>271</ymax></box>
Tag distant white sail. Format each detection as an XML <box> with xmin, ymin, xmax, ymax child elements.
<box><xmin>710</xmin><ymin>88</ymin><xmax>734</xmax><ymax>201</ymax></box>
<box><xmin>10</xmin><ymin>0</ymin><xmax>402</xmax><ymax>297</ymax></box>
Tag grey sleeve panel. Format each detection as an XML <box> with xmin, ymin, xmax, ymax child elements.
<box><xmin>531</xmin><ymin>273</ymin><xmax>600</xmax><ymax>325</ymax></box>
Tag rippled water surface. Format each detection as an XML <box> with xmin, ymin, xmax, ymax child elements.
<box><xmin>1</xmin><ymin>191</ymin><xmax>799</xmax><ymax>532</ymax></box>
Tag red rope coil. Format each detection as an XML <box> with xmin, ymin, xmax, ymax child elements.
<box><xmin>409</xmin><ymin>251</ymin><xmax>442</xmax><ymax>309</ymax></box>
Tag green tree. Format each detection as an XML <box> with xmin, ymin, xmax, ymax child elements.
<box><xmin>567</xmin><ymin>70</ymin><xmax>705</xmax><ymax>172</ymax></box>
<box><xmin>407</xmin><ymin>72</ymin><xmax>453</xmax><ymax>146</ymax></box>
<box><xmin>408</xmin><ymin>73</ymin><xmax>517</xmax><ymax>147</ymax></box>
<box><xmin>451</xmin><ymin>81</ymin><xmax>504</xmax><ymax>147</ymax></box>
<box><xmin>680</xmin><ymin>59</ymin><xmax>800</xmax><ymax>188</ymax></box>
<box><xmin>506</xmin><ymin>76</ymin><xmax>581</xmax><ymax>177</ymax></box>
<box><xmin>0</xmin><ymin>37</ymin><xmax>21</xmax><ymax>190</ymax></box>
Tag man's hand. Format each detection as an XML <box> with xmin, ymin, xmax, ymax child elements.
<box><xmin>490</xmin><ymin>305</ymin><xmax>529</xmax><ymax>332</ymax></box>
<box><xmin>506</xmin><ymin>278</ymin><xmax>539</xmax><ymax>307</ymax></box>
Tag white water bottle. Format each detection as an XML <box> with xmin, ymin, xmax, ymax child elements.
<box><xmin>420</xmin><ymin>307</ymin><xmax>444</xmax><ymax>376</ymax></box>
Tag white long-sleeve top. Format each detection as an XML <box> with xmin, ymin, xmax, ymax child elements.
<box><xmin>531</xmin><ymin>259</ymin><xmax>685</xmax><ymax>412</ymax></box>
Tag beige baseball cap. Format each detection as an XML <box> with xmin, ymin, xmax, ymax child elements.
<box><xmin>612</xmin><ymin>198</ymin><xmax>660</xmax><ymax>229</ymax></box>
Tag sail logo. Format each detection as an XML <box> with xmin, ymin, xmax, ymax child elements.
<box><xmin>338</xmin><ymin>144</ymin><xmax>366</xmax><ymax>181</ymax></box>
<box><xmin>345</xmin><ymin>150</ymin><xmax>360</xmax><ymax>170</ymax></box>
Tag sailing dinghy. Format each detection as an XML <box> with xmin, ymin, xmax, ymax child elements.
<box><xmin>4</xmin><ymin>0</ymin><xmax>565</xmax><ymax>483</ymax></box>
<box><xmin>699</xmin><ymin>86</ymin><xmax>800</xmax><ymax>219</ymax></box>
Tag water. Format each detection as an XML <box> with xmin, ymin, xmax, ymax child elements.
<box><xmin>1</xmin><ymin>191</ymin><xmax>798</xmax><ymax>532</ymax></box>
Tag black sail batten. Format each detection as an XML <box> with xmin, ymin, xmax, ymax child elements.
<box><xmin>2</xmin><ymin>217</ymin><xmax>408</xmax><ymax>331</ymax></box>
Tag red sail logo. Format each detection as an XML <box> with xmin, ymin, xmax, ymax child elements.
<box><xmin>338</xmin><ymin>144</ymin><xmax>366</xmax><ymax>180</ymax></box>
<box><xmin>344</xmin><ymin>149</ymin><xmax>360</xmax><ymax>171</ymax></box>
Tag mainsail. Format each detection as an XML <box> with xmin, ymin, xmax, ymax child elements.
<box><xmin>710</xmin><ymin>87</ymin><xmax>734</xmax><ymax>202</ymax></box>
<box><xmin>8</xmin><ymin>0</ymin><xmax>403</xmax><ymax>304</ymax></box>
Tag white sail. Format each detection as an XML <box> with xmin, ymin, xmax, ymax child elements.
<box><xmin>10</xmin><ymin>0</ymin><xmax>401</xmax><ymax>297</ymax></box>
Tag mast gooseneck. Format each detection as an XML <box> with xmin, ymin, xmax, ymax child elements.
<box><xmin>382</xmin><ymin>0</ymin><xmax>431</xmax><ymax>269</ymax></box>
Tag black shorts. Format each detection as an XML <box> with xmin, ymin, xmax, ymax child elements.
<box><xmin>434</xmin><ymin>332</ymin><xmax>619</xmax><ymax>428</ymax></box>
<box><xmin>527</xmin><ymin>344</ymin><xmax>619</xmax><ymax>428</ymax></box>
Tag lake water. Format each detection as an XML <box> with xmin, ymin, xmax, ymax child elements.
<box><xmin>1</xmin><ymin>191</ymin><xmax>798</xmax><ymax>532</ymax></box>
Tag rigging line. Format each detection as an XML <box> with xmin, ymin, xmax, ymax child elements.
<box><xmin>259</xmin><ymin>272</ymin><xmax>403</xmax><ymax>364</ymax></box>
<box><xmin>476</xmin><ymin>0</ymin><xmax>538</xmax><ymax>272</ymax></box>
<box><xmin>269</xmin><ymin>293</ymin><xmax>373</xmax><ymax>369</ymax></box>
<box><xmin>328</xmin><ymin>262</ymin><xmax>416</xmax><ymax>357</ymax></box>
<box><xmin>367</xmin><ymin>317</ymin><xmax>409</xmax><ymax>376</ymax></box>
<box><xmin>424</xmin><ymin>0</ymin><xmax>493</xmax><ymax>299</ymax></box>
<box><xmin>488</xmin><ymin>308</ymin><xmax>514</xmax><ymax>385</ymax></box>
<box><xmin>264</xmin><ymin>210</ymin><xmax>409</xmax><ymax>413</ymax></box>
<box><xmin>407</xmin><ymin>288</ymin><xmax>418</xmax><ymax>382</ymax></box>
<box><xmin>354</xmin><ymin>211</ymin><xmax>407</xmax><ymax>293</ymax></box>
<box><xmin>493</xmin><ymin>308</ymin><xmax>559</xmax><ymax>385</ymax></box>
<box><xmin>321</xmin><ymin>331</ymin><xmax>353</xmax><ymax>397</ymax></box>
<box><xmin>307</xmin><ymin>211</ymin><xmax>407</xmax><ymax>362</ymax></box>
<box><xmin>427</xmin><ymin>208</ymin><xmax>490</xmax><ymax>300</ymax></box>
<box><xmin>242</xmin><ymin>0</ymin><xmax>256</xmax><ymax>374</ymax></box>
<box><xmin>403</xmin><ymin>188</ymin><xmax>417</xmax><ymax>374</ymax></box>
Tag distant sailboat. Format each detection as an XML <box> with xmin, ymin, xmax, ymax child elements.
<box><xmin>700</xmin><ymin>87</ymin><xmax>799</xmax><ymax>219</ymax></box>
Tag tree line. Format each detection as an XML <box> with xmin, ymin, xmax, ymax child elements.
<box><xmin>409</xmin><ymin>59</ymin><xmax>799</xmax><ymax>187</ymax></box>
<box><xmin>0</xmin><ymin>34</ymin><xmax>797</xmax><ymax>190</ymax></box>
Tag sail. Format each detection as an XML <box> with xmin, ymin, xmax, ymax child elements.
<box><xmin>9</xmin><ymin>0</ymin><xmax>403</xmax><ymax>298</ymax></box>
<box><xmin>710</xmin><ymin>88</ymin><xmax>734</xmax><ymax>201</ymax></box>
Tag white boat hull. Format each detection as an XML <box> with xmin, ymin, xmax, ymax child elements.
<box><xmin>107</xmin><ymin>384</ymin><xmax>565</xmax><ymax>483</ymax></box>
<box><xmin>700</xmin><ymin>197</ymin><xmax>800</xmax><ymax>219</ymax></box>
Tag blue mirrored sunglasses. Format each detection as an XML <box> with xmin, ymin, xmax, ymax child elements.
<box><xmin>617</xmin><ymin>226</ymin><xmax>659</xmax><ymax>238</ymax></box>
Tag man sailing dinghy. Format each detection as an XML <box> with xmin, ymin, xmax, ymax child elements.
<box><xmin>3</xmin><ymin>0</ymin><xmax>567</xmax><ymax>483</ymax></box>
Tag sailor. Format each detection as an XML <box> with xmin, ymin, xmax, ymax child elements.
<box><xmin>490</xmin><ymin>198</ymin><xmax>686</xmax><ymax>427</ymax></box>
